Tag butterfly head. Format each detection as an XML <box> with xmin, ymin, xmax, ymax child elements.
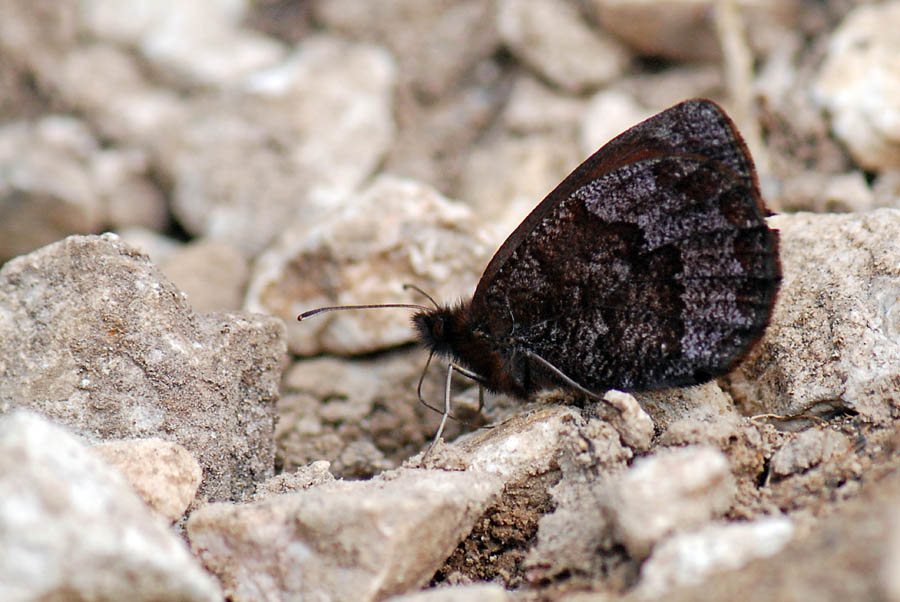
<box><xmin>412</xmin><ymin>303</ymin><xmax>470</xmax><ymax>359</ymax></box>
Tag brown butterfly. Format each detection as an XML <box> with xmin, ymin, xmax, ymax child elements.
<box><xmin>300</xmin><ymin>99</ymin><xmax>781</xmax><ymax>446</ymax></box>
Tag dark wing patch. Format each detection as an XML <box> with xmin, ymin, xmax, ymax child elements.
<box><xmin>468</xmin><ymin>99</ymin><xmax>780</xmax><ymax>393</ymax></box>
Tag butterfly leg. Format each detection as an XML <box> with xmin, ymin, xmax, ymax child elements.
<box><xmin>523</xmin><ymin>349</ymin><xmax>605</xmax><ymax>401</ymax></box>
<box><xmin>425</xmin><ymin>362</ymin><xmax>456</xmax><ymax>457</ymax></box>
<box><xmin>416</xmin><ymin>350</ymin><xmax>438</xmax><ymax>412</ymax></box>
<box><xmin>449</xmin><ymin>363</ymin><xmax>490</xmax><ymax>423</ymax></box>
<box><xmin>450</xmin><ymin>362</ymin><xmax>485</xmax><ymax>384</ymax></box>
<box><xmin>416</xmin><ymin>353</ymin><xmax>486</xmax><ymax>421</ymax></box>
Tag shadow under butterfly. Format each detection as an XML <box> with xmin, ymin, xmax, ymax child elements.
<box><xmin>299</xmin><ymin>98</ymin><xmax>781</xmax><ymax>452</ymax></box>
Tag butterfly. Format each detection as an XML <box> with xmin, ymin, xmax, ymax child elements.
<box><xmin>300</xmin><ymin>98</ymin><xmax>781</xmax><ymax>443</ymax></box>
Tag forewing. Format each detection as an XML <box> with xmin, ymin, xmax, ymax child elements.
<box><xmin>470</xmin><ymin>99</ymin><xmax>780</xmax><ymax>392</ymax></box>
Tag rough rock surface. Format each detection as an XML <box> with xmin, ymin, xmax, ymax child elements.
<box><xmin>79</xmin><ymin>0</ymin><xmax>286</xmax><ymax>86</ymax></box>
<box><xmin>246</xmin><ymin>175</ymin><xmax>496</xmax><ymax>356</ymax></box>
<box><xmin>769</xmin><ymin>427</ymin><xmax>853</xmax><ymax>477</ymax></box>
<box><xmin>251</xmin><ymin>459</ymin><xmax>336</xmax><ymax>500</ymax></box>
<box><xmin>587</xmin><ymin>0</ymin><xmax>799</xmax><ymax>61</ymax></box>
<box><xmin>161</xmin><ymin>239</ymin><xmax>250</xmax><ymax>312</ymax></box>
<box><xmin>430</xmin><ymin>404</ymin><xmax>642</xmax><ymax>588</ymax></box>
<box><xmin>814</xmin><ymin>1</ymin><xmax>900</xmax><ymax>170</ymax></box>
<box><xmin>92</xmin><ymin>437</ymin><xmax>203</xmax><ymax>522</ymax></box>
<box><xmin>634</xmin><ymin>517</ymin><xmax>796</xmax><ymax>599</ymax></box>
<box><xmin>187</xmin><ymin>468</ymin><xmax>503</xmax><ymax>602</ymax></box>
<box><xmin>277</xmin><ymin>349</ymin><xmax>463</xmax><ymax>478</ymax></box>
<box><xmin>0</xmin><ymin>410</ymin><xmax>221</xmax><ymax>602</ymax></box>
<box><xmin>0</xmin><ymin>234</ymin><xmax>285</xmax><ymax>501</ymax></box>
<box><xmin>602</xmin><ymin>390</ymin><xmax>655</xmax><ymax>452</ymax></box>
<box><xmin>634</xmin><ymin>470</ymin><xmax>900</xmax><ymax>602</ymax></box>
<box><xmin>312</xmin><ymin>0</ymin><xmax>499</xmax><ymax>102</ymax></box>
<box><xmin>0</xmin><ymin>117</ymin><xmax>101</xmax><ymax>261</ymax></box>
<box><xmin>520</xmin><ymin>411</ymin><xmax>632</xmax><ymax>584</ymax></box>
<box><xmin>636</xmin><ymin>381</ymin><xmax>739</xmax><ymax>431</ymax></box>
<box><xmin>497</xmin><ymin>0</ymin><xmax>629</xmax><ymax>93</ymax></box>
<box><xmin>2</xmin><ymin>1</ymin><xmax>900</xmax><ymax>601</ymax></box>
<box><xmin>602</xmin><ymin>446</ymin><xmax>736</xmax><ymax>558</ymax></box>
<box><xmin>165</xmin><ymin>34</ymin><xmax>397</xmax><ymax>254</ymax></box>
<box><xmin>727</xmin><ymin>210</ymin><xmax>900</xmax><ymax>425</ymax></box>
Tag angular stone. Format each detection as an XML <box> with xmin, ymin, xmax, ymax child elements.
<box><xmin>636</xmin><ymin>382</ymin><xmax>739</xmax><ymax>431</ymax></box>
<box><xmin>635</xmin><ymin>517</ymin><xmax>795</xmax><ymax>599</ymax></box>
<box><xmin>726</xmin><ymin>210</ymin><xmax>900</xmax><ymax>425</ymax></box>
<box><xmin>587</xmin><ymin>0</ymin><xmax>798</xmax><ymax>61</ymax></box>
<box><xmin>497</xmin><ymin>0</ymin><xmax>629</xmax><ymax>92</ymax></box>
<box><xmin>167</xmin><ymin>34</ymin><xmax>397</xmax><ymax>254</ymax></box>
<box><xmin>186</xmin><ymin>469</ymin><xmax>503</xmax><ymax>602</ymax></box>
<box><xmin>449</xmin><ymin>405</ymin><xmax>624</xmax><ymax>480</ymax></box>
<box><xmin>247</xmin><ymin>175</ymin><xmax>495</xmax><ymax>356</ymax></box>
<box><xmin>520</xmin><ymin>411</ymin><xmax>631</xmax><ymax>582</ymax></box>
<box><xmin>0</xmin><ymin>116</ymin><xmax>103</xmax><ymax>262</ymax></box>
<box><xmin>427</xmin><ymin>404</ymin><xmax>633</xmax><ymax>584</ymax></box>
<box><xmin>251</xmin><ymin>460</ymin><xmax>336</xmax><ymax>500</ymax></box>
<box><xmin>0</xmin><ymin>234</ymin><xmax>285</xmax><ymax>501</ymax></box>
<box><xmin>814</xmin><ymin>1</ymin><xmax>900</xmax><ymax>170</ymax></box>
<box><xmin>160</xmin><ymin>238</ymin><xmax>250</xmax><ymax>312</ymax></box>
<box><xmin>587</xmin><ymin>0</ymin><xmax>720</xmax><ymax>61</ymax></box>
<box><xmin>602</xmin><ymin>445</ymin><xmax>736</xmax><ymax>558</ymax></box>
<box><xmin>632</xmin><ymin>471</ymin><xmax>900</xmax><ymax>602</ymax></box>
<box><xmin>602</xmin><ymin>390</ymin><xmax>655</xmax><ymax>452</ymax></box>
<box><xmin>313</xmin><ymin>0</ymin><xmax>499</xmax><ymax>101</ymax></box>
<box><xmin>79</xmin><ymin>0</ymin><xmax>286</xmax><ymax>86</ymax></box>
<box><xmin>770</xmin><ymin>428</ymin><xmax>853</xmax><ymax>478</ymax></box>
<box><xmin>92</xmin><ymin>437</ymin><xmax>203</xmax><ymax>522</ymax></box>
<box><xmin>0</xmin><ymin>410</ymin><xmax>221</xmax><ymax>602</ymax></box>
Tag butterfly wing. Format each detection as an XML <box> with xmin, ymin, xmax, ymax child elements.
<box><xmin>469</xmin><ymin>99</ymin><xmax>780</xmax><ymax>393</ymax></box>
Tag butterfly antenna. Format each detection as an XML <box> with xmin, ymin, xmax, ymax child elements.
<box><xmin>402</xmin><ymin>283</ymin><xmax>440</xmax><ymax>309</ymax></box>
<box><xmin>298</xmin><ymin>303</ymin><xmax>429</xmax><ymax>321</ymax></box>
